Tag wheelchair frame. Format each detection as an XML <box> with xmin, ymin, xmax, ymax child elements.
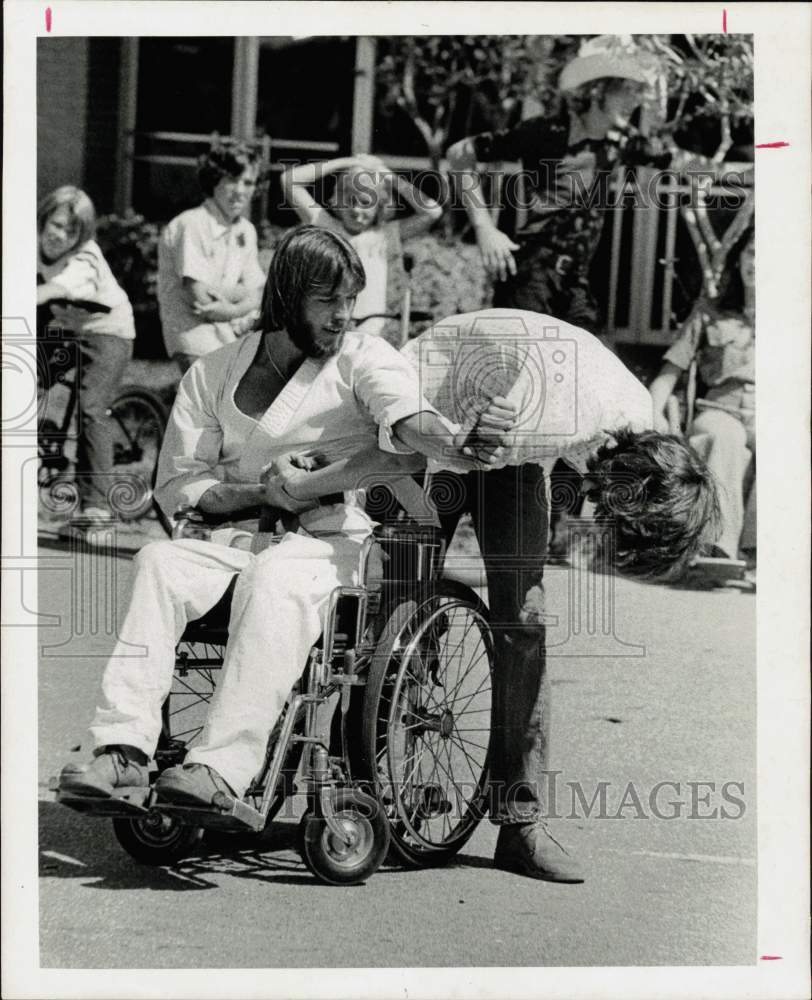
<box><xmin>60</xmin><ymin>511</ymin><xmax>495</xmax><ymax>885</ymax></box>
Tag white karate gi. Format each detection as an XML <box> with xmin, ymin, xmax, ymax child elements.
<box><xmin>90</xmin><ymin>330</ymin><xmax>440</xmax><ymax>795</ymax></box>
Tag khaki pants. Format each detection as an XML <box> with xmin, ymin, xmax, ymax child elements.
<box><xmin>689</xmin><ymin>405</ymin><xmax>755</xmax><ymax>558</ymax></box>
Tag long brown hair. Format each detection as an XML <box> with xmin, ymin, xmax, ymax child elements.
<box><xmin>258</xmin><ymin>225</ymin><xmax>366</xmax><ymax>333</ymax></box>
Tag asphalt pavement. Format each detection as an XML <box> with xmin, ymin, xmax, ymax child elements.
<box><xmin>36</xmin><ymin>535</ymin><xmax>757</xmax><ymax>970</ymax></box>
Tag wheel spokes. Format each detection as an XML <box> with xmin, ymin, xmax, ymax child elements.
<box><xmin>384</xmin><ymin>599</ymin><xmax>492</xmax><ymax>850</ymax></box>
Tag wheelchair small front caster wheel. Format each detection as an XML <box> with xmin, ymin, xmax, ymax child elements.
<box><xmin>112</xmin><ymin>814</ymin><xmax>201</xmax><ymax>866</ymax></box>
<box><xmin>299</xmin><ymin>789</ymin><xmax>390</xmax><ymax>885</ymax></box>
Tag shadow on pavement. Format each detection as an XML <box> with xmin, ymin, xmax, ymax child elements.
<box><xmin>40</xmin><ymin>798</ymin><xmax>470</xmax><ymax>889</ymax></box>
<box><xmin>39</xmin><ymin>800</ymin><xmax>412</xmax><ymax>889</ymax></box>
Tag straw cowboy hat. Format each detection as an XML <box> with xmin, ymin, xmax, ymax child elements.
<box><xmin>559</xmin><ymin>35</ymin><xmax>656</xmax><ymax>91</ymax></box>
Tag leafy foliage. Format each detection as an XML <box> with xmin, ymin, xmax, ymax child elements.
<box><xmin>96</xmin><ymin>211</ymin><xmax>160</xmax><ymax>310</ymax></box>
<box><xmin>377</xmin><ymin>34</ymin><xmax>754</xmax><ymax>303</ymax></box>
<box><xmin>376</xmin><ymin>36</ymin><xmax>580</xmax><ymax>162</ymax></box>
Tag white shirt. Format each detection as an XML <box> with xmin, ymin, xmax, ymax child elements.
<box><xmin>154</xmin><ymin>329</ymin><xmax>443</xmax><ymax>530</ymax></box>
<box><xmin>402</xmin><ymin>309</ymin><xmax>654</xmax><ymax>472</ymax></box>
<box><xmin>157</xmin><ymin>199</ymin><xmax>266</xmax><ymax>353</ymax></box>
<box><xmin>38</xmin><ymin>240</ymin><xmax>135</xmax><ymax>340</ymax></box>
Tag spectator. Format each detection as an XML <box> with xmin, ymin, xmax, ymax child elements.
<box><xmin>649</xmin><ymin>228</ymin><xmax>755</xmax><ymax>566</ymax></box>
<box><xmin>157</xmin><ymin>140</ymin><xmax>267</xmax><ymax>373</ymax></box>
<box><xmin>37</xmin><ymin>185</ymin><xmax>135</xmax><ymax>527</ymax></box>
<box><xmin>446</xmin><ymin>35</ymin><xmax>670</xmax><ymax>556</ymax></box>
<box><xmin>282</xmin><ymin>154</ymin><xmax>441</xmax><ymax>338</ymax></box>
<box><xmin>58</xmin><ymin>226</ymin><xmax>507</xmax><ymax>827</ymax></box>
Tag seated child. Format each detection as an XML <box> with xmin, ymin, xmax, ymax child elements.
<box><xmin>37</xmin><ymin>185</ymin><xmax>135</xmax><ymax>525</ymax></box>
<box><xmin>282</xmin><ymin>153</ymin><xmax>442</xmax><ymax>338</ymax></box>
<box><xmin>157</xmin><ymin>139</ymin><xmax>267</xmax><ymax>373</ymax></box>
<box><xmin>649</xmin><ymin>229</ymin><xmax>755</xmax><ymax>564</ymax></box>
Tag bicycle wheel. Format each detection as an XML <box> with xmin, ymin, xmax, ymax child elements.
<box><xmin>361</xmin><ymin>580</ymin><xmax>493</xmax><ymax>867</ymax></box>
<box><xmin>108</xmin><ymin>386</ymin><xmax>168</xmax><ymax>520</ymax></box>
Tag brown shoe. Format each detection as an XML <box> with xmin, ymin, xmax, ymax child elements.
<box><xmin>493</xmin><ymin>822</ymin><xmax>584</xmax><ymax>883</ymax></box>
<box><xmin>154</xmin><ymin>763</ymin><xmax>236</xmax><ymax>808</ymax></box>
<box><xmin>59</xmin><ymin>745</ymin><xmax>149</xmax><ymax>798</ymax></box>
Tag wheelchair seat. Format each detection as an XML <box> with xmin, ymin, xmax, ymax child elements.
<box><xmin>176</xmin><ymin>518</ymin><xmax>446</xmax><ymax>647</ymax></box>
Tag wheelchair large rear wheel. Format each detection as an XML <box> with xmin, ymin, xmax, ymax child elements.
<box><xmin>361</xmin><ymin>580</ymin><xmax>493</xmax><ymax>867</ymax></box>
<box><xmin>157</xmin><ymin>640</ymin><xmax>223</xmax><ymax>769</ymax></box>
<box><xmin>159</xmin><ymin>639</ymin><xmax>305</xmax><ymax>822</ymax></box>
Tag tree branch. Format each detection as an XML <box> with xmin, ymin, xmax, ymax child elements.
<box><xmin>713</xmin><ymin>195</ymin><xmax>754</xmax><ymax>273</ymax></box>
<box><xmin>682</xmin><ymin>204</ymin><xmax>718</xmax><ymax>298</ymax></box>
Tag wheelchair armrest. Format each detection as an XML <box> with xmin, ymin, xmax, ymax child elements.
<box><xmin>171</xmin><ymin>504</ymin><xmax>270</xmax><ymax>541</ymax></box>
<box><xmin>173</xmin><ymin>505</ymin><xmax>264</xmax><ymax>527</ymax></box>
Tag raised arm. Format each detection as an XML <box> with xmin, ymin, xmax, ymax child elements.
<box><xmin>280</xmin><ymin>156</ymin><xmax>359</xmax><ymax>225</ymax></box>
<box><xmin>380</xmin><ymin>162</ymin><xmax>442</xmax><ymax>240</ymax></box>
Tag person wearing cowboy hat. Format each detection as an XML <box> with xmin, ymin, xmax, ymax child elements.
<box><xmin>447</xmin><ymin>34</ymin><xmax>665</xmax><ymax>327</ymax></box>
<box><xmin>448</xmin><ymin>34</ymin><xmax>670</xmax><ymax>562</ymax></box>
<box><xmin>442</xmin><ymin>37</ymin><xmax>671</xmax><ymax>876</ymax></box>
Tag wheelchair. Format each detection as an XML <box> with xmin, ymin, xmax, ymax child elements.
<box><xmin>56</xmin><ymin>496</ymin><xmax>494</xmax><ymax>885</ymax></box>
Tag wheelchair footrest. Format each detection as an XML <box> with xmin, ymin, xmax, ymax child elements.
<box><xmin>53</xmin><ymin>783</ymin><xmax>151</xmax><ymax>818</ymax></box>
<box><xmin>154</xmin><ymin>796</ymin><xmax>266</xmax><ymax>834</ymax></box>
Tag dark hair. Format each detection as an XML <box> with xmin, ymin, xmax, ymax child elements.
<box><xmin>258</xmin><ymin>225</ymin><xmax>366</xmax><ymax>333</ymax></box>
<box><xmin>712</xmin><ymin>223</ymin><xmax>755</xmax><ymax>313</ymax></box>
<box><xmin>37</xmin><ymin>186</ymin><xmax>96</xmax><ymax>246</ymax></box>
<box><xmin>585</xmin><ymin>427</ymin><xmax>721</xmax><ymax>580</ymax></box>
<box><xmin>197</xmin><ymin>139</ymin><xmax>262</xmax><ymax>197</ymax></box>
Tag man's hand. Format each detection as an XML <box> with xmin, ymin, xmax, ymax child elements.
<box><xmin>456</xmin><ymin>395</ymin><xmax>518</xmax><ymax>466</ymax></box>
<box><xmin>260</xmin><ymin>453</ymin><xmax>321</xmax><ymax>512</ymax></box>
<box><xmin>285</xmin><ymin>451</ymin><xmax>329</xmax><ymax>473</ymax></box>
<box><xmin>475</xmin><ymin>226</ymin><xmax>520</xmax><ymax>282</ymax></box>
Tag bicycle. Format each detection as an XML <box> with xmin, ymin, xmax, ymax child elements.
<box><xmin>38</xmin><ymin>366</ymin><xmax>169</xmax><ymax>522</ymax></box>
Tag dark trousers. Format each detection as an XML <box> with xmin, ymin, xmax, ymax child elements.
<box><xmin>430</xmin><ymin>464</ymin><xmax>550</xmax><ymax>824</ymax></box>
<box><xmin>38</xmin><ymin>328</ymin><xmax>132</xmax><ymax>510</ymax></box>
<box><xmin>493</xmin><ymin>249</ymin><xmax>593</xmax><ymax>546</ymax></box>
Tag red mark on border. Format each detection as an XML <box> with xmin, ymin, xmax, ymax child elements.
<box><xmin>723</xmin><ymin>9</ymin><xmax>727</xmax><ymax>32</ymax></box>
<box><xmin>760</xmin><ymin>955</ymin><xmax>783</xmax><ymax>960</ymax></box>
<box><xmin>45</xmin><ymin>7</ymin><xmax>52</xmax><ymax>32</ymax></box>
<box><xmin>755</xmin><ymin>142</ymin><xmax>790</xmax><ymax>149</ymax></box>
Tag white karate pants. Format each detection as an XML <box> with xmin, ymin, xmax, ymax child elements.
<box><xmin>89</xmin><ymin>532</ymin><xmax>365</xmax><ymax>796</ymax></box>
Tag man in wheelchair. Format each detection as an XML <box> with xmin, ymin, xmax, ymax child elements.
<box><xmin>58</xmin><ymin>227</ymin><xmax>510</xmax><ymax>821</ymax></box>
<box><xmin>59</xmin><ymin>227</ymin><xmax>720</xmax><ymax>885</ymax></box>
